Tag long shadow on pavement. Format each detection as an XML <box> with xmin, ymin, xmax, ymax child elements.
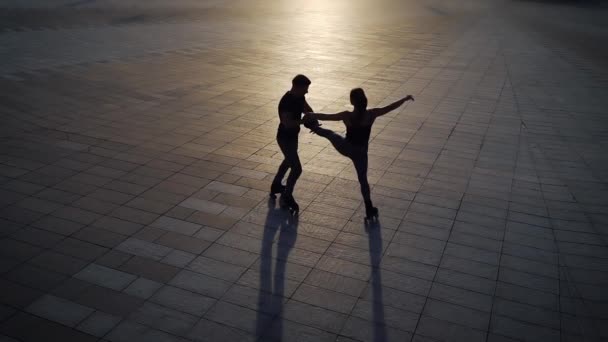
<box><xmin>366</xmin><ymin>219</ymin><xmax>388</xmax><ymax>342</ymax></box>
<box><xmin>255</xmin><ymin>197</ymin><xmax>298</xmax><ymax>341</ymax></box>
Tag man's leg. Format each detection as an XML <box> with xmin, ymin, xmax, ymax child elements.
<box><xmin>279</xmin><ymin>139</ymin><xmax>302</xmax><ymax>197</ymax></box>
<box><xmin>272</xmin><ymin>159</ymin><xmax>289</xmax><ymax>187</ymax></box>
<box><xmin>271</xmin><ymin>136</ymin><xmax>292</xmax><ymax>195</ymax></box>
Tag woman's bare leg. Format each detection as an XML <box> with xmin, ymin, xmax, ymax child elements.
<box><xmin>352</xmin><ymin>148</ymin><xmax>372</xmax><ymax>205</ymax></box>
<box><xmin>311</xmin><ymin>127</ymin><xmax>353</xmax><ymax>157</ymax></box>
<box><xmin>313</xmin><ymin>127</ymin><xmax>375</xmax><ymax>216</ymax></box>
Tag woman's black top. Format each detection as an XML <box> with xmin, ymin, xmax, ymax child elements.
<box><xmin>345</xmin><ymin>111</ymin><xmax>374</xmax><ymax>147</ymax></box>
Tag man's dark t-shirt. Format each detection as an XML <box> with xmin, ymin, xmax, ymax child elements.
<box><xmin>277</xmin><ymin>91</ymin><xmax>305</xmax><ymax>140</ymax></box>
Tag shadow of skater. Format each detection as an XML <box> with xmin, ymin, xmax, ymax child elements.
<box><xmin>255</xmin><ymin>197</ymin><xmax>299</xmax><ymax>341</ymax></box>
<box><xmin>366</xmin><ymin>219</ymin><xmax>388</xmax><ymax>342</ymax></box>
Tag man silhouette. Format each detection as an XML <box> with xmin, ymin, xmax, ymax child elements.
<box><xmin>270</xmin><ymin>74</ymin><xmax>313</xmax><ymax>214</ymax></box>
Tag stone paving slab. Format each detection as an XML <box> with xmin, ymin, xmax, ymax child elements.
<box><xmin>1</xmin><ymin>0</ymin><xmax>608</xmax><ymax>341</ymax></box>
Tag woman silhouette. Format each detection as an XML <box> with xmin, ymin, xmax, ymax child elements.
<box><xmin>304</xmin><ymin>89</ymin><xmax>414</xmax><ymax>219</ymax></box>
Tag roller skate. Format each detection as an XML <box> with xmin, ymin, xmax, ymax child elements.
<box><xmin>364</xmin><ymin>201</ymin><xmax>379</xmax><ymax>222</ymax></box>
<box><xmin>270</xmin><ymin>182</ymin><xmax>285</xmax><ymax>199</ymax></box>
<box><xmin>280</xmin><ymin>193</ymin><xmax>299</xmax><ymax>216</ymax></box>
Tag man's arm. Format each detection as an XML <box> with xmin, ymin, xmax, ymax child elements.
<box><xmin>307</xmin><ymin>111</ymin><xmax>348</xmax><ymax>121</ymax></box>
<box><xmin>370</xmin><ymin>95</ymin><xmax>414</xmax><ymax>118</ymax></box>
<box><xmin>303</xmin><ymin>99</ymin><xmax>313</xmax><ymax>113</ymax></box>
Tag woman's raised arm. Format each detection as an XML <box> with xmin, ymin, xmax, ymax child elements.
<box><xmin>370</xmin><ymin>95</ymin><xmax>414</xmax><ymax>118</ymax></box>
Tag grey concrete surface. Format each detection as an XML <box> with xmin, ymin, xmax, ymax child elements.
<box><xmin>1</xmin><ymin>0</ymin><xmax>608</xmax><ymax>341</ymax></box>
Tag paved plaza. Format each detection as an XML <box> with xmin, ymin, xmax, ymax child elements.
<box><xmin>1</xmin><ymin>0</ymin><xmax>608</xmax><ymax>341</ymax></box>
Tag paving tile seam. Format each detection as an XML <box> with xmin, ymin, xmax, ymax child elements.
<box><xmin>497</xmin><ymin>43</ymin><xmax>600</xmax><ymax>341</ymax></box>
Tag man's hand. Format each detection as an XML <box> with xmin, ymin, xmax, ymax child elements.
<box><xmin>302</xmin><ymin>113</ymin><xmax>321</xmax><ymax>131</ymax></box>
<box><xmin>404</xmin><ymin>95</ymin><xmax>414</xmax><ymax>101</ymax></box>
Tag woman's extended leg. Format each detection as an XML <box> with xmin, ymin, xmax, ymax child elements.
<box><xmin>311</xmin><ymin>127</ymin><xmax>353</xmax><ymax>157</ymax></box>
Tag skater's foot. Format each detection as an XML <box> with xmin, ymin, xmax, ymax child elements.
<box><xmin>365</xmin><ymin>203</ymin><xmax>378</xmax><ymax>221</ymax></box>
<box><xmin>280</xmin><ymin>193</ymin><xmax>299</xmax><ymax>215</ymax></box>
<box><xmin>270</xmin><ymin>183</ymin><xmax>285</xmax><ymax>198</ymax></box>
